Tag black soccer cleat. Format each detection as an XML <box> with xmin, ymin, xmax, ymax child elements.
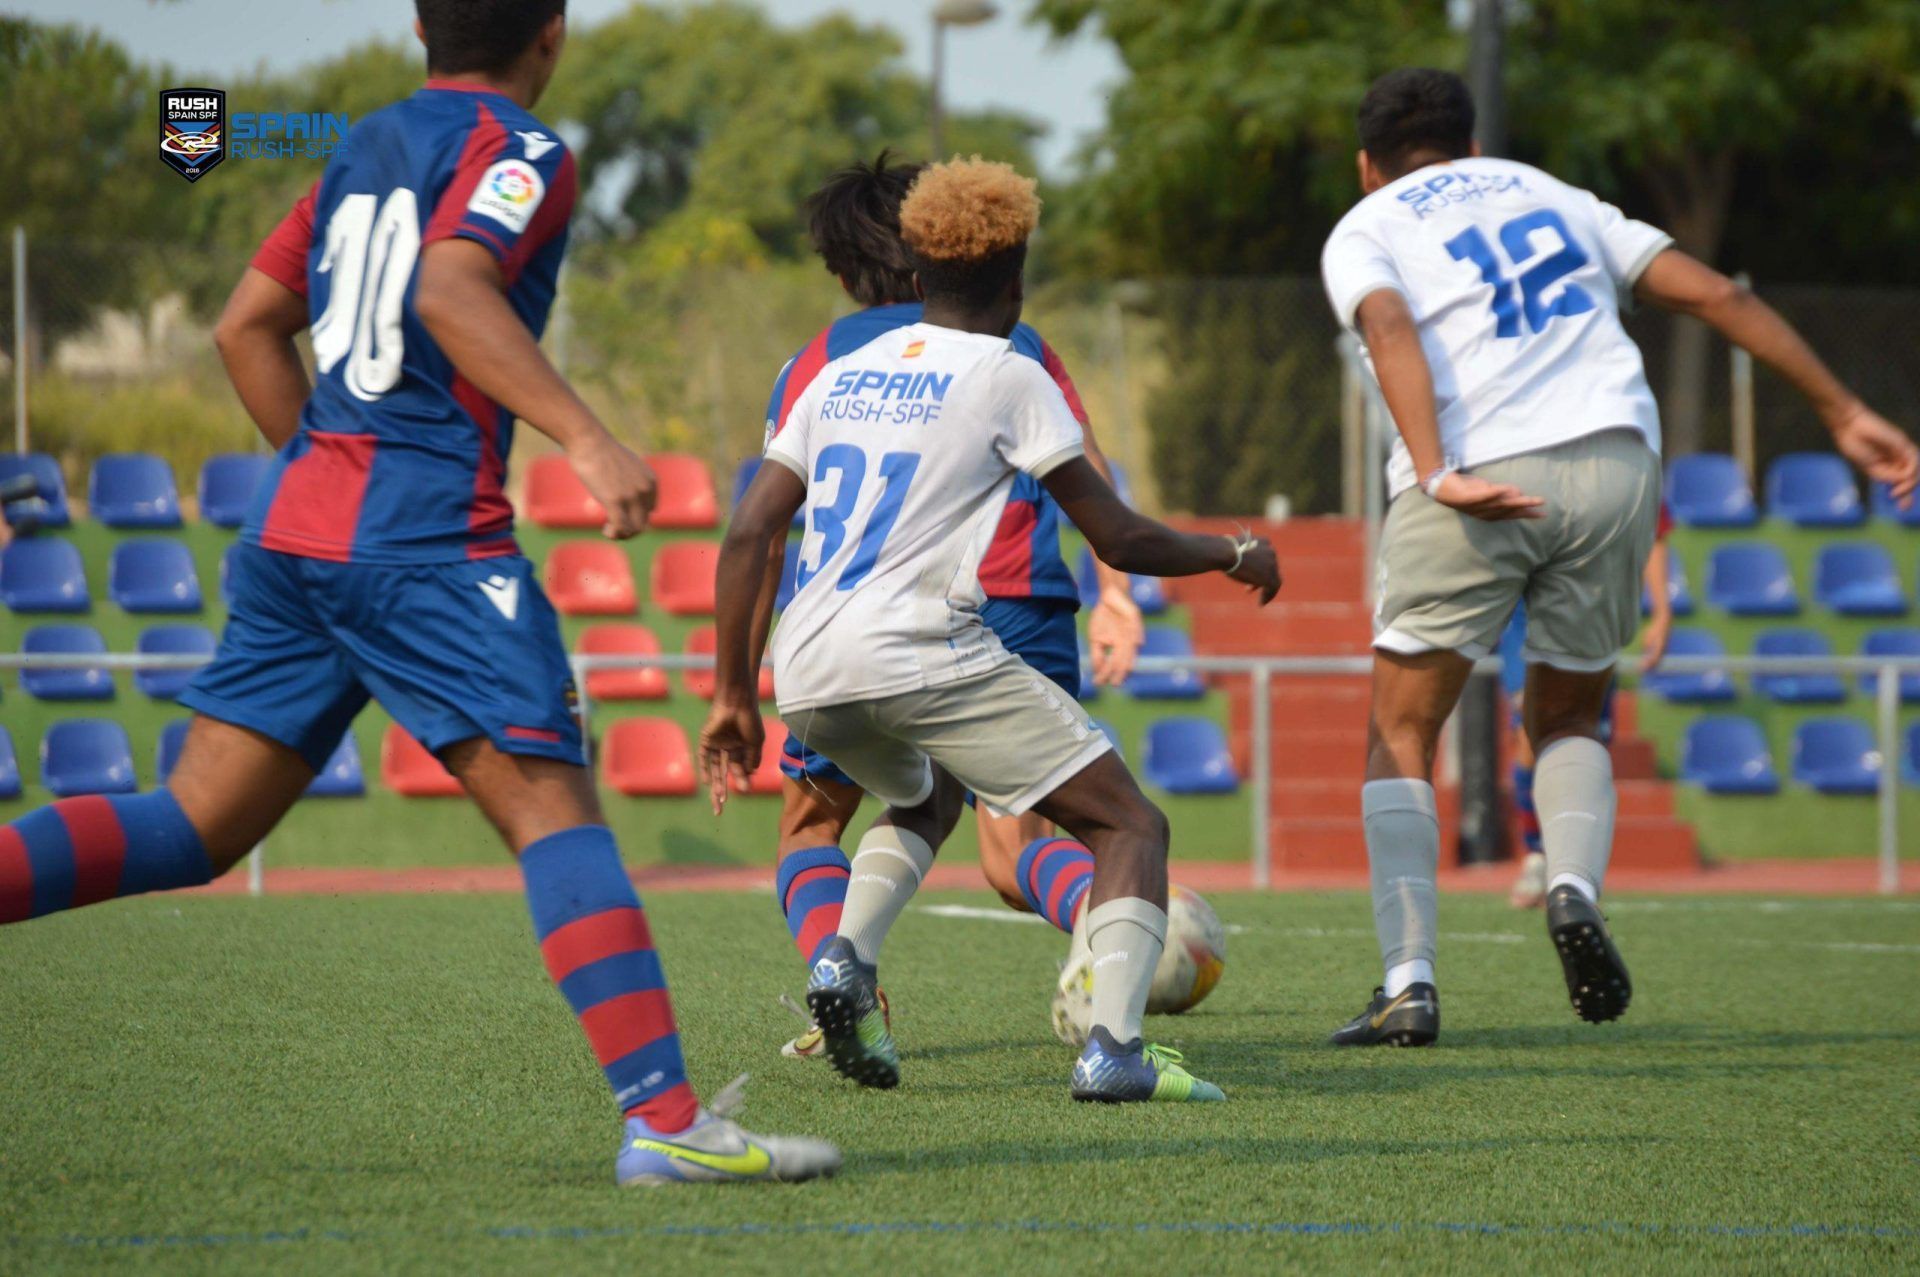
<box><xmin>1546</xmin><ymin>884</ymin><xmax>1632</xmax><ymax>1023</ymax></box>
<box><xmin>1329</xmin><ymin>982</ymin><xmax>1439</xmax><ymax>1047</ymax></box>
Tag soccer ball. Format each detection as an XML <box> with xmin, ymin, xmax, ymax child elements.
<box><xmin>1147</xmin><ymin>885</ymin><xmax>1227</xmax><ymax>1015</ymax></box>
<box><xmin>1050</xmin><ymin>883</ymin><xmax>1227</xmax><ymax>1046</ymax></box>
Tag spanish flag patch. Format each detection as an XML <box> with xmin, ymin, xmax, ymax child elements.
<box><xmin>902</xmin><ymin>340</ymin><xmax>926</xmax><ymax>359</ymax></box>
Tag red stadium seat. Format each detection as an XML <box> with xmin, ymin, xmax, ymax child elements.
<box><xmin>647</xmin><ymin>453</ymin><xmax>720</xmax><ymax>530</ymax></box>
<box><xmin>545</xmin><ymin>541</ymin><xmax>638</xmax><ymax>615</ymax></box>
<box><xmin>682</xmin><ymin>625</ymin><xmax>774</xmax><ymax>701</ymax></box>
<box><xmin>650</xmin><ymin>541</ymin><xmax>720</xmax><ymax>616</ymax></box>
<box><xmin>380</xmin><ymin>723</ymin><xmax>464</xmax><ymax>797</ymax></box>
<box><xmin>577</xmin><ymin>624</ymin><xmax>669</xmax><ymax>701</ymax></box>
<box><xmin>525</xmin><ymin>454</ymin><xmax>604</xmax><ymax>529</ymax></box>
<box><xmin>732</xmin><ymin>716</ymin><xmax>786</xmax><ymax>795</ymax></box>
<box><xmin>600</xmin><ymin>717</ymin><xmax>696</xmax><ymax>796</ymax></box>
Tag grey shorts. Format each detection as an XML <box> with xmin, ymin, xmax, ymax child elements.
<box><xmin>1374</xmin><ymin>428</ymin><xmax>1662</xmax><ymax>672</ymax></box>
<box><xmin>779</xmin><ymin>657</ymin><xmax>1113</xmax><ymax>816</ymax></box>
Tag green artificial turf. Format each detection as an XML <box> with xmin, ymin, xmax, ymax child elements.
<box><xmin>0</xmin><ymin>523</ymin><xmax>1254</xmax><ymax>868</ymax></box>
<box><xmin>1</xmin><ymin>889</ymin><xmax>1915</xmax><ymax>1274</ymax></box>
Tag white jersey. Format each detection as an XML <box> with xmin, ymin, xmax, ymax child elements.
<box><xmin>1321</xmin><ymin>157</ymin><xmax>1673</xmax><ymax>497</ymax></box>
<box><xmin>764</xmin><ymin>322</ymin><xmax>1086</xmax><ymax>712</ymax></box>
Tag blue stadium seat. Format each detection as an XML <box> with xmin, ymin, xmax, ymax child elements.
<box><xmin>0</xmin><ymin>453</ymin><xmax>71</xmax><ymax>527</ymax></box>
<box><xmin>776</xmin><ymin>539</ymin><xmax>800</xmax><ymax>611</ymax></box>
<box><xmin>109</xmin><ymin>539</ymin><xmax>204</xmax><ymax>614</ymax></box>
<box><xmin>1680</xmin><ymin>716</ymin><xmax>1779</xmax><ymax>795</ymax></box>
<box><xmin>1813</xmin><ymin>544</ymin><xmax>1907</xmax><ymax>617</ymax></box>
<box><xmin>1089</xmin><ymin>718</ymin><xmax>1124</xmax><ymax>761</ymax></box>
<box><xmin>1642</xmin><ymin>628</ymin><xmax>1736</xmax><ymax>703</ymax></box>
<box><xmin>0</xmin><ymin>726</ymin><xmax>20</xmax><ymax>799</ymax></box>
<box><xmin>136</xmin><ymin>624</ymin><xmax>216</xmax><ymax>700</ymax></box>
<box><xmin>1858</xmin><ymin>629</ymin><xmax>1920</xmax><ymax>703</ymax></box>
<box><xmin>1124</xmin><ymin>627</ymin><xmax>1203</xmax><ymax>700</ymax></box>
<box><xmin>1706</xmin><ymin>543</ymin><xmax>1800</xmax><ymax>616</ymax></box>
<box><xmin>1752</xmin><ymin>628</ymin><xmax>1846</xmax><ymax>704</ymax></box>
<box><xmin>1791</xmin><ymin>718</ymin><xmax>1881</xmax><ymax>795</ymax></box>
<box><xmin>1643</xmin><ymin>552</ymin><xmax>1695</xmax><ymax>617</ymax></box>
<box><xmin>88</xmin><ymin>453</ymin><xmax>182</xmax><ymax>529</ymax></box>
<box><xmin>1870</xmin><ymin>482</ymin><xmax>1920</xmax><ymax>528</ymax></box>
<box><xmin>21</xmin><ymin>625</ymin><xmax>112</xmax><ymax>701</ymax></box>
<box><xmin>1</xmin><ymin>537</ymin><xmax>90</xmax><ymax>612</ymax></box>
<box><xmin>1076</xmin><ymin>547</ymin><xmax>1170</xmax><ymax>616</ymax></box>
<box><xmin>1142</xmin><ymin>717</ymin><xmax>1239</xmax><ymax>794</ymax></box>
<box><xmin>1904</xmin><ymin>723</ymin><xmax>1920</xmax><ymax>788</ymax></box>
<box><xmin>307</xmin><ymin>729</ymin><xmax>366</xmax><ymax>797</ymax></box>
<box><xmin>155</xmin><ymin>719</ymin><xmax>190</xmax><ymax>783</ymax></box>
<box><xmin>198</xmin><ymin>453</ymin><xmax>271</xmax><ymax>528</ymax></box>
<box><xmin>1666</xmin><ymin>454</ymin><xmax>1757</xmax><ymax>528</ymax></box>
<box><xmin>41</xmin><ymin>719</ymin><xmax>137</xmax><ymax>796</ymax></box>
<box><xmin>1765</xmin><ymin>452</ymin><xmax>1864</xmax><ymax>527</ymax></box>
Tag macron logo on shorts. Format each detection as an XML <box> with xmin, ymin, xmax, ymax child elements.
<box><xmin>478</xmin><ymin>573</ymin><xmax>520</xmax><ymax>621</ymax></box>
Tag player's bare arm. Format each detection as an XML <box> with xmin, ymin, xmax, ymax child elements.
<box><xmin>414</xmin><ymin>236</ymin><xmax>658</xmax><ymax>538</ymax></box>
<box><xmin>1040</xmin><ymin>457</ymin><xmax>1282</xmax><ymax>603</ymax></box>
<box><xmin>213</xmin><ymin>267</ymin><xmax>311</xmax><ymax>449</ymax></box>
<box><xmin>1638</xmin><ymin>539</ymin><xmax>1674</xmax><ymax>673</ymax></box>
<box><xmin>1077</xmin><ymin>423</ymin><xmax>1147</xmax><ymax>684</ymax></box>
<box><xmin>1634</xmin><ymin>249</ymin><xmax>1920</xmax><ymax>504</ymax></box>
<box><xmin>702</xmin><ymin>460</ymin><xmax>808</xmax><ymax>812</ymax></box>
<box><xmin>1354</xmin><ymin>288</ymin><xmax>1545</xmax><ymax>522</ymax></box>
<box><xmin>744</xmin><ymin>525</ymin><xmax>791</xmax><ymax>690</ymax></box>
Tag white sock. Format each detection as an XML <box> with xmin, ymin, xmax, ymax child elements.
<box><xmin>1385</xmin><ymin>959</ymin><xmax>1435</xmax><ymax>998</ymax></box>
<box><xmin>1363</xmin><ymin>779</ymin><xmax>1440</xmax><ymax>989</ymax></box>
<box><xmin>1086</xmin><ymin>897</ymin><xmax>1168</xmax><ymax>1046</ymax></box>
<box><xmin>836</xmin><ymin>826</ymin><xmax>936</xmax><ymax>966</ymax></box>
<box><xmin>1548</xmin><ymin>872</ymin><xmax>1598</xmax><ymax>904</ymax></box>
<box><xmin>1534</xmin><ymin>736</ymin><xmax>1616</xmax><ymax>902</ymax></box>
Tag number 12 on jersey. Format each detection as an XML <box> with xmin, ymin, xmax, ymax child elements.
<box><xmin>795</xmin><ymin>444</ymin><xmax>923</xmax><ymax>594</ymax></box>
<box><xmin>1445</xmin><ymin>208</ymin><xmax>1596</xmax><ymax>338</ymax></box>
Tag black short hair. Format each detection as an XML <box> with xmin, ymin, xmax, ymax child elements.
<box><xmin>803</xmin><ymin>151</ymin><xmax>925</xmax><ymax>308</ymax></box>
<box><xmin>913</xmin><ymin>243</ymin><xmax>1028</xmax><ymax>311</ymax></box>
<box><xmin>416</xmin><ymin>0</ymin><xmax>565</xmax><ymax>76</ymax></box>
<box><xmin>1357</xmin><ymin>68</ymin><xmax>1475</xmax><ymax>176</ymax></box>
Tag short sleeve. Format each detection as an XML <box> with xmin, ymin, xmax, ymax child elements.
<box><xmin>1584</xmin><ymin>191</ymin><xmax>1673</xmax><ymax>288</ymax></box>
<box><xmin>1008</xmin><ymin>326</ymin><xmax>1091</xmax><ymax>427</ymax></box>
<box><xmin>763</xmin><ymin>379</ymin><xmax>814</xmax><ymax>483</ymax></box>
<box><xmin>1322</xmin><ymin>218</ymin><xmax>1407</xmax><ymax>329</ymax></box>
<box><xmin>992</xmin><ymin>356</ymin><xmax>1086</xmax><ymax>478</ymax></box>
<box><xmin>250</xmin><ymin>184</ymin><xmax>317</xmax><ymax>297</ymax></box>
<box><xmin>422</xmin><ymin>103</ymin><xmax>577</xmax><ymax>277</ymax></box>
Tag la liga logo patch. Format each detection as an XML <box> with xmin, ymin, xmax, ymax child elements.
<box><xmin>159</xmin><ymin>87</ymin><xmax>226</xmax><ymax>183</ymax></box>
<box><xmin>468</xmin><ymin>159</ymin><xmax>545</xmax><ymax>232</ymax></box>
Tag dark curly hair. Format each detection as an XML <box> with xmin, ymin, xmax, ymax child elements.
<box><xmin>1357</xmin><ymin>67</ymin><xmax>1476</xmax><ymax>178</ymax></box>
<box><xmin>803</xmin><ymin>150</ymin><xmax>926</xmax><ymax>308</ymax></box>
<box><xmin>415</xmin><ymin>0</ymin><xmax>565</xmax><ymax>76</ymax></box>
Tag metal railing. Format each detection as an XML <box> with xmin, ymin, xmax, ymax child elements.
<box><xmin>1</xmin><ymin>651</ymin><xmax>1914</xmax><ymax>894</ymax></box>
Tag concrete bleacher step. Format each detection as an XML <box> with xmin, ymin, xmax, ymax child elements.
<box><xmin>1175</xmin><ymin>555</ymin><xmax>1366</xmax><ymax>607</ymax></box>
<box><xmin>1170</xmin><ymin>515</ymin><xmax>1367</xmax><ymax>560</ymax></box>
<box><xmin>1610</xmin><ymin>735</ymin><xmax>1660</xmax><ymax>780</ymax></box>
<box><xmin>1188</xmin><ymin>602</ymin><xmax>1374</xmax><ymax>655</ymax></box>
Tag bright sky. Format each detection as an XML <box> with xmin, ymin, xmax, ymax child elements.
<box><xmin>6</xmin><ymin>0</ymin><xmax>1122</xmax><ymax>174</ymax></box>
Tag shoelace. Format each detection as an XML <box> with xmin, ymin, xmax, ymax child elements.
<box><xmin>709</xmin><ymin>1073</ymin><xmax>752</xmax><ymax>1121</ymax></box>
<box><xmin>1142</xmin><ymin>1043</ymin><xmax>1187</xmax><ymax>1073</ymax></box>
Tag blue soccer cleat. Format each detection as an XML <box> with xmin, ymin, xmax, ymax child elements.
<box><xmin>615</xmin><ymin>1077</ymin><xmax>842</xmax><ymax>1186</ymax></box>
<box><xmin>805</xmin><ymin>936</ymin><xmax>900</xmax><ymax>1089</ymax></box>
<box><xmin>1071</xmin><ymin>1025</ymin><xmax>1225</xmax><ymax>1103</ymax></box>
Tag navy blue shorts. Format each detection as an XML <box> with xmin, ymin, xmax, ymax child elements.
<box><xmin>180</xmin><ymin>542</ymin><xmax>584</xmax><ymax>772</ymax></box>
<box><xmin>780</xmin><ymin>597</ymin><xmax>1081</xmax><ymax>789</ymax></box>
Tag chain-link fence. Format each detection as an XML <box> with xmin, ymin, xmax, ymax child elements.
<box><xmin>10</xmin><ymin>233</ymin><xmax>1920</xmax><ymax>516</ymax></box>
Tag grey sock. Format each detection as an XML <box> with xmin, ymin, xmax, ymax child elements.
<box><xmin>1363</xmin><ymin>779</ymin><xmax>1439</xmax><ymax>973</ymax></box>
<box><xmin>837</xmin><ymin>826</ymin><xmax>936</xmax><ymax>966</ymax></box>
<box><xmin>1534</xmin><ymin>736</ymin><xmax>1616</xmax><ymax>899</ymax></box>
<box><xmin>1087</xmin><ymin>897</ymin><xmax>1168</xmax><ymax>1045</ymax></box>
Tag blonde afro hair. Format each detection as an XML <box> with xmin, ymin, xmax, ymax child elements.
<box><xmin>898</xmin><ymin>157</ymin><xmax>1041</xmax><ymax>263</ymax></box>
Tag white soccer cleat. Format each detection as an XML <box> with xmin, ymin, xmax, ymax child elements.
<box><xmin>615</xmin><ymin>1076</ymin><xmax>841</xmax><ymax>1186</ymax></box>
<box><xmin>1510</xmin><ymin>851</ymin><xmax>1548</xmax><ymax>910</ymax></box>
<box><xmin>1050</xmin><ymin>906</ymin><xmax>1095</xmax><ymax>1047</ymax></box>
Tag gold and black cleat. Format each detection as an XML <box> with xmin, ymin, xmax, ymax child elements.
<box><xmin>1546</xmin><ymin>885</ymin><xmax>1632</xmax><ymax>1023</ymax></box>
<box><xmin>1329</xmin><ymin>982</ymin><xmax>1439</xmax><ymax>1047</ymax></box>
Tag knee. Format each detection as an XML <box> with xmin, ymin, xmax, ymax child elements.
<box><xmin>1368</xmin><ymin>715</ymin><xmax>1439</xmax><ymax>778</ymax></box>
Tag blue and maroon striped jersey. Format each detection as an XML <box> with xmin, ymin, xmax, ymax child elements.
<box><xmin>242</xmin><ymin>81</ymin><xmax>578</xmax><ymax>564</ymax></box>
<box><xmin>764</xmin><ymin>303</ymin><xmax>1088</xmax><ymax>605</ymax></box>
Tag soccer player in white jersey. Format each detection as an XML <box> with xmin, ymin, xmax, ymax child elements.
<box><xmin>702</xmin><ymin>159</ymin><xmax>1280</xmax><ymax>1102</ymax></box>
<box><xmin>1321</xmin><ymin>69</ymin><xmax>1919</xmax><ymax>1045</ymax></box>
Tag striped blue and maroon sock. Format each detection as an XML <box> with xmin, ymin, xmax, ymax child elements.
<box><xmin>0</xmin><ymin>792</ymin><xmax>212</xmax><ymax>924</ymax></box>
<box><xmin>776</xmin><ymin>845</ymin><xmax>851</xmax><ymax>968</ymax></box>
<box><xmin>1017</xmin><ymin>836</ymin><xmax>1095</xmax><ymax>935</ymax></box>
<box><xmin>519</xmin><ymin>825</ymin><xmax>698</xmax><ymax>1135</ymax></box>
<box><xmin>1515</xmin><ymin>764</ymin><xmax>1543</xmax><ymax>854</ymax></box>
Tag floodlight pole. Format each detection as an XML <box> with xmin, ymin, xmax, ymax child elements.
<box><xmin>930</xmin><ymin>1</ymin><xmax>997</xmax><ymax>160</ymax></box>
<box><xmin>1467</xmin><ymin>0</ymin><xmax>1507</xmax><ymax>156</ymax></box>
<box><xmin>12</xmin><ymin>225</ymin><xmax>25</xmax><ymax>455</ymax></box>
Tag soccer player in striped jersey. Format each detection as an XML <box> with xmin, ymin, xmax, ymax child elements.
<box><xmin>0</xmin><ymin>0</ymin><xmax>836</xmax><ymax>1187</ymax></box>
<box><xmin>751</xmin><ymin>155</ymin><xmax>1154</xmax><ymax>1058</ymax></box>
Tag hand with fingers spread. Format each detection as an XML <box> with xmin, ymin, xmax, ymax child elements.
<box><xmin>1087</xmin><ymin>585</ymin><xmax>1145</xmax><ymax>685</ymax></box>
<box><xmin>1431</xmin><ymin>471</ymin><xmax>1546</xmax><ymax>522</ymax></box>
<box><xmin>696</xmin><ymin>694</ymin><xmax>764</xmax><ymax>815</ymax></box>
<box><xmin>569</xmin><ymin>430</ymin><xmax>658</xmax><ymax>540</ymax></box>
<box><xmin>1827</xmin><ymin>402</ymin><xmax>1920</xmax><ymax>508</ymax></box>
